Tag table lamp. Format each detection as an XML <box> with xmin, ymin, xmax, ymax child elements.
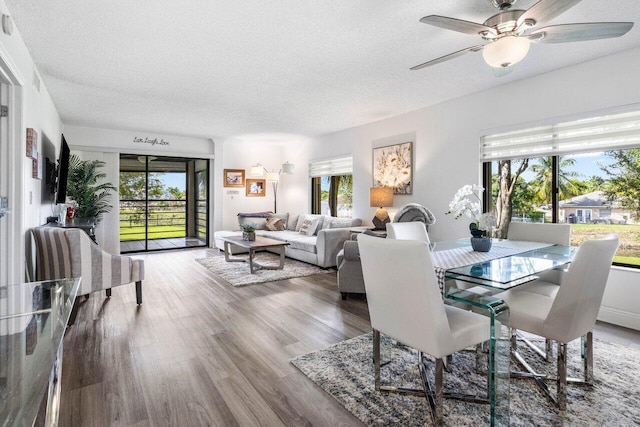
<box><xmin>370</xmin><ymin>187</ymin><xmax>394</xmax><ymax>230</ymax></box>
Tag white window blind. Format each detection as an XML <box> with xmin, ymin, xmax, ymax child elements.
<box><xmin>309</xmin><ymin>156</ymin><xmax>353</xmax><ymax>177</ymax></box>
<box><xmin>481</xmin><ymin>109</ymin><xmax>640</xmax><ymax>161</ymax></box>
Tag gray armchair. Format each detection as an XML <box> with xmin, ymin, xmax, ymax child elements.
<box><xmin>336</xmin><ymin>204</ymin><xmax>436</xmax><ymax>300</ymax></box>
<box><xmin>336</xmin><ymin>240</ymin><xmax>365</xmax><ymax>300</ymax></box>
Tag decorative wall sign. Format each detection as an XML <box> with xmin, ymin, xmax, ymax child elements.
<box><xmin>132</xmin><ymin>136</ymin><xmax>170</xmax><ymax>146</ymax></box>
<box><xmin>224</xmin><ymin>169</ymin><xmax>245</xmax><ymax>187</ymax></box>
<box><xmin>372</xmin><ymin>142</ymin><xmax>413</xmax><ymax>195</ymax></box>
<box><xmin>246</xmin><ymin>179</ymin><xmax>266</xmax><ymax>197</ymax></box>
<box><xmin>26</xmin><ymin>128</ymin><xmax>37</xmax><ymax>159</ymax></box>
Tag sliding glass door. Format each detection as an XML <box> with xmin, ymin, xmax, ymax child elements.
<box><xmin>119</xmin><ymin>154</ymin><xmax>209</xmax><ymax>253</ymax></box>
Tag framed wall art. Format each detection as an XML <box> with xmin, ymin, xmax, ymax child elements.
<box><xmin>246</xmin><ymin>178</ymin><xmax>266</xmax><ymax>197</ymax></box>
<box><xmin>26</xmin><ymin>128</ymin><xmax>38</xmax><ymax>159</ymax></box>
<box><xmin>224</xmin><ymin>169</ymin><xmax>245</xmax><ymax>187</ymax></box>
<box><xmin>372</xmin><ymin>141</ymin><xmax>413</xmax><ymax>195</ymax></box>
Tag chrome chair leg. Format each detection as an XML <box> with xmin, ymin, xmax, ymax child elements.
<box><xmin>435</xmin><ymin>358</ymin><xmax>444</xmax><ymax>425</ymax></box>
<box><xmin>557</xmin><ymin>342</ymin><xmax>568</xmax><ymax>415</ymax></box>
<box><xmin>373</xmin><ymin>329</ymin><xmax>381</xmax><ymax>391</ymax></box>
<box><xmin>545</xmin><ymin>338</ymin><xmax>553</xmax><ymax>361</ymax></box>
<box><xmin>583</xmin><ymin>331</ymin><xmax>594</xmax><ymax>384</ymax></box>
<box><xmin>373</xmin><ymin>329</ymin><xmax>488</xmax><ymax>425</ymax></box>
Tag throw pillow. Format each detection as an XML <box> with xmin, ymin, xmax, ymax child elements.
<box><xmin>287</xmin><ymin>214</ymin><xmax>299</xmax><ymax>231</ymax></box>
<box><xmin>296</xmin><ymin>214</ymin><xmax>322</xmax><ymax>232</ymax></box>
<box><xmin>265</xmin><ymin>217</ymin><xmax>285</xmax><ymax>231</ymax></box>
<box><xmin>299</xmin><ymin>218</ymin><xmax>320</xmax><ymax>236</ymax></box>
<box><xmin>268</xmin><ymin>213</ymin><xmax>289</xmax><ymax>229</ymax></box>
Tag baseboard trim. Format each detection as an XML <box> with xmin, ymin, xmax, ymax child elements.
<box><xmin>598</xmin><ymin>306</ymin><xmax>640</xmax><ymax>331</ymax></box>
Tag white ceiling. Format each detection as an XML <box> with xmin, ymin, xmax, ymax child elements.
<box><xmin>5</xmin><ymin>0</ymin><xmax>640</xmax><ymax>142</ymax></box>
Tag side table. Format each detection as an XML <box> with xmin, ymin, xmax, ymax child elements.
<box><xmin>46</xmin><ymin>218</ymin><xmax>97</xmax><ymax>243</ymax></box>
<box><xmin>349</xmin><ymin>226</ymin><xmax>387</xmax><ymax>238</ymax></box>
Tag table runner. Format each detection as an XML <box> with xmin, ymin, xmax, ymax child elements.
<box><xmin>432</xmin><ymin>240</ymin><xmax>553</xmax><ymax>292</ymax></box>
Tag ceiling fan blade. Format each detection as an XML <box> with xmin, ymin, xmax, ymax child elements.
<box><xmin>410</xmin><ymin>45</ymin><xmax>485</xmax><ymax>70</ymax></box>
<box><xmin>526</xmin><ymin>22</ymin><xmax>634</xmax><ymax>44</ymax></box>
<box><xmin>517</xmin><ymin>0</ymin><xmax>582</xmax><ymax>28</ymax></box>
<box><xmin>420</xmin><ymin>15</ymin><xmax>497</xmax><ymax>37</ymax></box>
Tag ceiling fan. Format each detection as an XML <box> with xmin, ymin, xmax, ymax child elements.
<box><xmin>411</xmin><ymin>0</ymin><xmax>634</xmax><ymax>70</ymax></box>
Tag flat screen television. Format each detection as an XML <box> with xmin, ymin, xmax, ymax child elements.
<box><xmin>55</xmin><ymin>135</ymin><xmax>70</xmax><ymax>204</ymax></box>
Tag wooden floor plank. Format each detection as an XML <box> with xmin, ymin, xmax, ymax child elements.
<box><xmin>59</xmin><ymin>249</ymin><xmax>369</xmax><ymax>426</ymax></box>
<box><xmin>59</xmin><ymin>247</ymin><xmax>639</xmax><ymax>426</ymax></box>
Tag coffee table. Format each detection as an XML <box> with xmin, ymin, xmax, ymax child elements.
<box><xmin>220</xmin><ymin>235</ymin><xmax>290</xmax><ymax>274</ymax></box>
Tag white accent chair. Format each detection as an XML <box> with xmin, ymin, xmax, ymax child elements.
<box><xmin>32</xmin><ymin>226</ymin><xmax>144</xmax><ymax>304</ymax></box>
<box><xmin>386</xmin><ymin>221</ymin><xmax>430</xmax><ymax>242</ymax></box>
<box><xmin>358</xmin><ymin>234</ymin><xmax>492</xmax><ymax>424</ymax></box>
<box><xmin>506</xmin><ymin>222</ymin><xmax>572</xmax><ymax>358</ymax></box>
<box><xmin>493</xmin><ymin>234</ymin><xmax>619</xmax><ymax>414</ymax></box>
<box><xmin>507</xmin><ymin>222</ymin><xmax>571</xmax><ymax>246</ymax></box>
<box><xmin>508</xmin><ymin>222</ymin><xmax>571</xmax><ymax>293</ymax></box>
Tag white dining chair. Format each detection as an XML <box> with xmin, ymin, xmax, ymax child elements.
<box><xmin>507</xmin><ymin>222</ymin><xmax>571</xmax><ymax>246</ymax></box>
<box><xmin>508</xmin><ymin>222</ymin><xmax>571</xmax><ymax>292</ymax></box>
<box><xmin>358</xmin><ymin>234</ymin><xmax>492</xmax><ymax>425</ymax></box>
<box><xmin>386</xmin><ymin>221</ymin><xmax>430</xmax><ymax>242</ymax></box>
<box><xmin>507</xmin><ymin>222</ymin><xmax>572</xmax><ymax>358</ymax></box>
<box><xmin>493</xmin><ymin>234</ymin><xmax>619</xmax><ymax>415</ymax></box>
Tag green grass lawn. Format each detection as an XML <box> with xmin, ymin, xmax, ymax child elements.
<box><xmin>120</xmin><ymin>225</ymin><xmax>186</xmax><ymax>241</ymax></box>
<box><xmin>570</xmin><ymin>224</ymin><xmax>640</xmax><ymax>267</ymax></box>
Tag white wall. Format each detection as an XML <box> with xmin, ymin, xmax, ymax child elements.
<box><xmin>217</xmin><ymin>139</ymin><xmax>287</xmax><ymax>230</ymax></box>
<box><xmin>0</xmin><ymin>0</ymin><xmax>63</xmax><ymax>283</ymax></box>
<box><xmin>295</xmin><ymin>47</ymin><xmax>640</xmax><ymax>330</ymax></box>
<box><xmin>63</xmin><ymin>125</ymin><xmax>215</xmax><ymax>253</ymax></box>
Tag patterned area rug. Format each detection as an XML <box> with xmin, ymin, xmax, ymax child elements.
<box><xmin>291</xmin><ymin>333</ymin><xmax>640</xmax><ymax>426</ymax></box>
<box><xmin>196</xmin><ymin>253</ymin><xmax>330</xmax><ymax>287</ymax></box>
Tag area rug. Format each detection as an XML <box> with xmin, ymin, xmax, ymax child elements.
<box><xmin>291</xmin><ymin>333</ymin><xmax>640</xmax><ymax>426</ymax></box>
<box><xmin>196</xmin><ymin>253</ymin><xmax>330</xmax><ymax>287</ymax></box>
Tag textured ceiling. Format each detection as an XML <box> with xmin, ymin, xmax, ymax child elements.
<box><xmin>5</xmin><ymin>0</ymin><xmax>640</xmax><ymax>142</ymax></box>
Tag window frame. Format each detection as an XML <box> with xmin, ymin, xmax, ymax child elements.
<box><xmin>482</xmin><ymin>153</ymin><xmax>639</xmax><ymax>269</ymax></box>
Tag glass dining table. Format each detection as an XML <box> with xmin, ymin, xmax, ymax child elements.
<box><xmin>0</xmin><ymin>278</ymin><xmax>80</xmax><ymax>427</ymax></box>
<box><xmin>430</xmin><ymin>238</ymin><xmax>576</xmax><ymax>426</ymax></box>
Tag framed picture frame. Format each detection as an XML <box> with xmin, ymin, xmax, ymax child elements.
<box><xmin>26</xmin><ymin>128</ymin><xmax>38</xmax><ymax>159</ymax></box>
<box><xmin>224</xmin><ymin>169</ymin><xmax>245</xmax><ymax>187</ymax></box>
<box><xmin>246</xmin><ymin>178</ymin><xmax>266</xmax><ymax>197</ymax></box>
<box><xmin>35</xmin><ymin>153</ymin><xmax>43</xmax><ymax>180</ymax></box>
<box><xmin>372</xmin><ymin>141</ymin><xmax>413</xmax><ymax>195</ymax></box>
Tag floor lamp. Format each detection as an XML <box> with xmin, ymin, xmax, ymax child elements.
<box><xmin>251</xmin><ymin>161</ymin><xmax>295</xmax><ymax>213</ymax></box>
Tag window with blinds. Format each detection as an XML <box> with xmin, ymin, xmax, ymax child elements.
<box><xmin>482</xmin><ymin>107</ymin><xmax>640</xmax><ymax>268</ymax></box>
<box><xmin>309</xmin><ymin>156</ymin><xmax>353</xmax><ymax>217</ymax></box>
<box><xmin>481</xmin><ymin>109</ymin><xmax>640</xmax><ymax>161</ymax></box>
<box><xmin>308</xmin><ymin>156</ymin><xmax>353</xmax><ymax>177</ymax></box>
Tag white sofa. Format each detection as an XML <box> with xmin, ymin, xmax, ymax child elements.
<box><xmin>214</xmin><ymin>213</ymin><xmax>362</xmax><ymax>268</ymax></box>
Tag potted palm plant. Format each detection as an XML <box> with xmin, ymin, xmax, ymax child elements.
<box><xmin>66</xmin><ymin>154</ymin><xmax>116</xmax><ymax>225</ymax></box>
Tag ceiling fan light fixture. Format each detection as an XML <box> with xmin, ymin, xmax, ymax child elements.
<box><xmin>482</xmin><ymin>35</ymin><xmax>530</xmax><ymax>68</ymax></box>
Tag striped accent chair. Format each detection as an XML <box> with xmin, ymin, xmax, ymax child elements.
<box><xmin>32</xmin><ymin>226</ymin><xmax>144</xmax><ymax>304</ymax></box>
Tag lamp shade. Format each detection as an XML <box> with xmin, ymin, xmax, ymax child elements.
<box><xmin>266</xmin><ymin>172</ymin><xmax>280</xmax><ymax>182</ymax></box>
<box><xmin>251</xmin><ymin>163</ymin><xmax>264</xmax><ymax>176</ymax></box>
<box><xmin>370</xmin><ymin>187</ymin><xmax>393</xmax><ymax>208</ymax></box>
<box><xmin>482</xmin><ymin>35</ymin><xmax>530</xmax><ymax>68</ymax></box>
<box><xmin>281</xmin><ymin>161</ymin><xmax>295</xmax><ymax>174</ymax></box>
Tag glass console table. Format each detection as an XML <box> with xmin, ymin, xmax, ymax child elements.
<box><xmin>46</xmin><ymin>218</ymin><xmax>97</xmax><ymax>243</ymax></box>
<box><xmin>0</xmin><ymin>278</ymin><xmax>80</xmax><ymax>426</ymax></box>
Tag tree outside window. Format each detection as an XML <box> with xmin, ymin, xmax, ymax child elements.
<box><xmin>487</xmin><ymin>150</ymin><xmax>640</xmax><ymax>267</ymax></box>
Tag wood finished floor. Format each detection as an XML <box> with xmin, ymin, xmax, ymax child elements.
<box><xmin>60</xmin><ymin>248</ymin><xmax>371</xmax><ymax>426</ymax></box>
<box><xmin>59</xmin><ymin>248</ymin><xmax>640</xmax><ymax>426</ymax></box>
